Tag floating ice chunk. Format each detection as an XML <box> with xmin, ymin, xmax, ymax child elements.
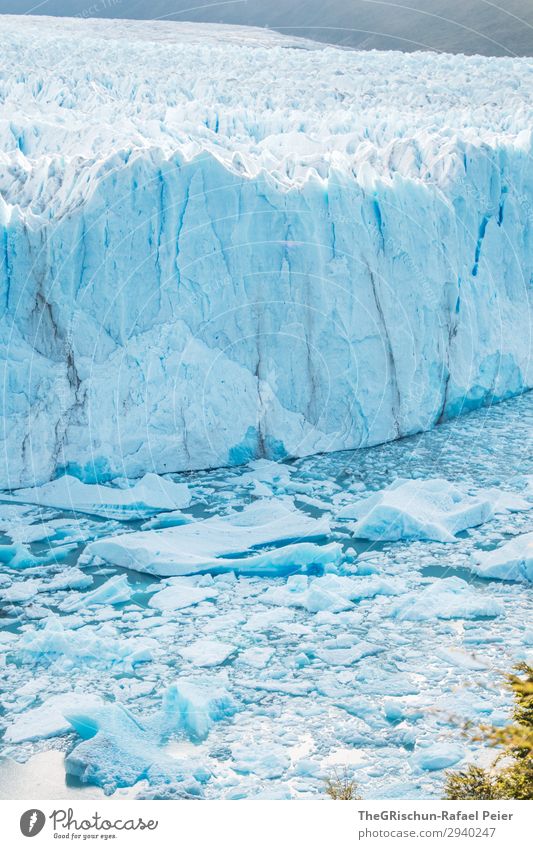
<box><xmin>43</xmin><ymin>568</ymin><xmax>93</xmax><ymax>592</ymax></box>
<box><xmin>140</xmin><ymin>511</ymin><xmax>192</xmax><ymax>530</ymax></box>
<box><xmin>179</xmin><ymin>638</ymin><xmax>236</xmax><ymax>667</ymax></box>
<box><xmin>476</xmin><ymin>488</ymin><xmax>532</xmax><ymax>515</ymax></box>
<box><xmin>18</xmin><ymin>617</ymin><xmax>156</xmax><ymax>667</ymax></box>
<box><xmin>436</xmin><ymin>647</ymin><xmax>486</xmax><ymax>670</ymax></box>
<box><xmin>231</xmin><ymin>742</ymin><xmax>290</xmax><ymax>779</ymax></box>
<box><xmin>343</xmin><ymin>479</ymin><xmax>493</xmax><ymax>542</ymax></box>
<box><xmin>1</xmin><ymin>578</ymin><xmax>41</xmax><ymax>603</ymax></box>
<box><xmin>242</xmin><ymin>607</ymin><xmax>295</xmax><ymax>632</ymax></box>
<box><xmin>388</xmin><ymin>578</ymin><xmax>503</xmax><ymax>621</ymax></box>
<box><xmin>471</xmin><ymin>532</ymin><xmax>533</xmax><ymax>582</ymax></box>
<box><xmin>4</xmin><ymin>473</ymin><xmax>191</xmax><ymax>519</ymax></box>
<box><xmin>148</xmin><ymin>581</ymin><xmax>219</xmax><ymax>611</ymax></box>
<box><xmin>262</xmin><ymin>572</ymin><xmax>399</xmax><ymax>613</ymax></box>
<box><xmin>315</xmin><ymin>642</ymin><xmax>385</xmax><ymax>666</ymax></box>
<box><xmin>383</xmin><ymin>699</ymin><xmax>424</xmax><ymax>722</ymax></box>
<box><xmin>239</xmin><ymin>647</ymin><xmax>274</xmax><ymax>668</ymax></box>
<box><xmin>65</xmin><ymin>702</ymin><xmax>208</xmax><ymax>795</ymax></box>
<box><xmin>61</xmin><ymin>575</ymin><xmax>132</xmax><ymax>611</ymax></box>
<box><xmin>0</xmin><ymin>542</ymin><xmax>35</xmax><ymax>568</ymax></box>
<box><xmin>413</xmin><ymin>743</ymin><xmax>464</xmax><ymax>771</ymax></box>
<box><xmin>238</xmin><ymin>459</ymin><xmax>293</xmax><ymax>487</ymax></box>
<box><xmin>161</xmin><ymin>678</ymin><xmax>237</xmax><ymax>742</ymax></box>
<box><xmin>4</xmin><ymin>692</ymin><xmax>103</xmax><ymax>743</ymax></box>
<box><xmin>172</xmin><ymin>541</ymin><xmax>343</xmax><ymax>578</ymax></box>
<box><xmin>87</xmin><ymin>498</ymin><xmax>331</xmax><ymax>577</ymax></box>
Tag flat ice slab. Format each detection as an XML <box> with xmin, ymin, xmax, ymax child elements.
<box><xmin>341</xmin><ymin>478</ymin><xmax>494</xmax><ymax>542</ymax></box>
<box><xmin>86</xmin><ymin>498</ymin><xmax>333</xmax><ymax>576</ymax></box>
<box><xmin>2</xmin><ymin>474</ymin><xmax>191</xmax><ymax>518</ymax></box>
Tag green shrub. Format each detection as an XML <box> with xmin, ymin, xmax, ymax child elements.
<box><xmin>444</xmin><ymin>663</ymin><xmax>533</xmax><ymax>800</ymax></box>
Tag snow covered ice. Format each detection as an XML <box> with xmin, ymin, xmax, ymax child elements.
<box><xmin>0</xmin><ymin>16</ymin><xmax>532</xmax><ymax>487</ymax></box>
<box><xmin>0</xmin><ymin>392</ymin><xmax>532</xmax><ymax>799</ymax></box>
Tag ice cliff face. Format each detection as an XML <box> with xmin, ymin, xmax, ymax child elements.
<box><xmin>0</xmin><ymin>16</ymin><xmax>532</xmax><ymax>487</ymax></box>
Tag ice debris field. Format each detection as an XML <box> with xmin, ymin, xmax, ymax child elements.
<box><xmin>0</xmin><ymin>393</ymin><xmax>532</xmax><ymax>800</ymax></box>
<box><xmin>0</xmin><ymin>16</ymin><xmax>532</xmax><ymax>488</ymax></box>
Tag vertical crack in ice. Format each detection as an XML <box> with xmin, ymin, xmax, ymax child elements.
<box><xmin>367</xmin><ymin>265</ymin><xmax>401</xmax><ymax>438</ymax></box>
<box><xmin>472</xmin><ymin>213</ymin><xmax>490</xmax><ymax>277</ymax></box>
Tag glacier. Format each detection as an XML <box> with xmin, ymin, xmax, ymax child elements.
<box><xmin>0</xmin><ymin>15</ymin><xmax>532</xmax><ymax>487</ymax></box>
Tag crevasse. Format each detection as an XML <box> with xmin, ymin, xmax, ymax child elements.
<box><xmin>0</xmin><ymin>16</ymin><xmax>532</xmax><ymax>487</ymax></box>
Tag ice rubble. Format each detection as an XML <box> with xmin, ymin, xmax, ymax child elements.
<box><xmin>261</xmin><ymin>573</ymin><xmax>399</xmax><ymax>613</ymax></box>
<box><xmin>0</xmin><ymin>16</ymin><xmax>532</xmax><ymax>488</ymax></box>
<box><xmin>472</xmin><ymin>532</ymin><xmax>533</xmax><ymax>582</ymax></box>
<box><xmin>1</xmin><ymin>395</ymin><xmax>532</xmax><ymax>800</ymax></box>
<box><xmin>388</xmin><ymin>577</ymin><xmax>504</xmax><ymax>621</ymax></box>
<box><xmin>17</xmin><ymin>618</ymin><xmax>156</xmax><ymax>669</ymax></box>
<box><xmin>3</xmin><ymin>474</ymin><xmax>191</xmax><ymax>518</ymax></box>
<box><xmin>86</xmin><ymin>498</ymin><xmax>335</xmax><ymax>576</ymax></box>
<box><xmin>339</xmin><ymin>478</ymin><xmax>494</xmax><ymax>542</ymax></box>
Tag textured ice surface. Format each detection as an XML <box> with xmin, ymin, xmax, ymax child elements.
<box><xmin>87</xmin><ymin>498</ymin><xmax>333</xmax><ymax>576</ymax></box>
<box><xmin>341</xmin><ymin>478</ymin><xmax>494</xmax><ymax>542</ymax></box>
<box><xmin>0</xmin><ymin>17</ymin><xmax>532</xmax><ymax>487</ymax></box>
<box><xmin>1</xmin><ymin>393</ymin><xmax>532</xmax><ymax>800</ymax></box>
<box><xmin>472</xmin><ymin>532</ymin><xmax>533</xmax><ymax>582</ymax></box>
<box><xmin>161</xmin><ymin>679</ymin><xmax>237</xmax><ymax>742</ymax></box>
<box><xmin>65</xmin><ymin>701</ymin><xmax>210</xmax><ymax>795</ymax></box>
<box><xmin>388</xmin><ymin>577</ymin><xmax>504</xmax><ymax>620</ymax></box>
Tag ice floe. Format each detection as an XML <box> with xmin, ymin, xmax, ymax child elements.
<box><xmin>471</xmin><ymin>532</ymin><xmax>533</xmax><ymax>582</ymax></box>
<box><xmin>340</xmin><ymin>479</ymin><xmax>494</xmax><ymax>542</ymax></box>
<box><xmin>86</xmin><ymin>498</ymin><xmax>332</xmax><ymax>576</ymax></box>
<box><xmin>65</xmin><ymin>702</ymin><xmax>209</xmax><ymax>796</ymax></box>
<box><xmin>4</xmin><ymin>693</ymin><xmax>103</xmax><ymax>744</ymax></box>
<box><xmin>1</xmin><ymin>394</ymin><xmax>532</xmax><ymax>800</ymax></box>
<box><xmin>17</xmin><ymin>618</ymin><xmax>157</xmax><ymax>669</ymax></box>
<box><xmin>161</xmin><ymin>678</ymin><xmax>237</xmax><ymax>742</ymax></box>
<box><xmin>3</xmin><ymin>474</ymin><xmax>191</xmax><ymax>519</ymax></box>
<box><xmin>262</xmin><ymin>573</ymin><xmax>399</xmax><ymax>613</ymax></box>
<box><xmin>179</xmin><ymin>639</ymin><xmax>237</xmax><ymax>667</ymax></box>
<box><xmin>388</xmin><ymin>578</ymin><xmax>504</xmax><ymax>621</ymax></box>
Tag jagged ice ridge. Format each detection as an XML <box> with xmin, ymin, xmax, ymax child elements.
<box><xmin>0</xmin><ymin>16</ymin><xmax>532</xmax><ymax>487</ymax></box>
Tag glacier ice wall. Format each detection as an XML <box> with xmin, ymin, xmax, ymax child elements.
<box><xmin>0</xmin><ymin>16</ymin><xmax>532</xmax><ymax>487</ymax></box>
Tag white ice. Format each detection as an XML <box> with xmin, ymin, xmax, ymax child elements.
<box><xmin>86</xmin><ymin>498</ymin><xmax>332</xmax><ymax>576</ymax></box>
<box><xmin>341</xmin><ymin>478</ymin><xmax>494</xmax><ymax>542</ymax></box>
<box><xmin>3</xmin><ymin>474</ymin><xmax>191</xmax><ymax>518</ymax></box>
<box><xmin>472</xmin><ymin>532</ymin><xmax>533</xmax><ymax>582</ymax></box>
<box><xmin>0</xmin><ymin>16</ymin><xmax>531</xmax><ymax>487</ymax></box>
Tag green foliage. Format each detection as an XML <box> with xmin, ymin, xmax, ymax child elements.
<box><xmin>325</xmin><ymin>768</ymin><xmax>361</xmax><ymax>800</ymax></box>
<box><xmin>444</xmin><ymin>663</ymin><xmax>533</xmax><ymax>800</ymax></box>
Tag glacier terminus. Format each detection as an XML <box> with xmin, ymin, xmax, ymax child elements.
<box><xmin>0</xmin><ymin>16</ymin><xmax>531</xmax><ymax>487</ymax></box>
